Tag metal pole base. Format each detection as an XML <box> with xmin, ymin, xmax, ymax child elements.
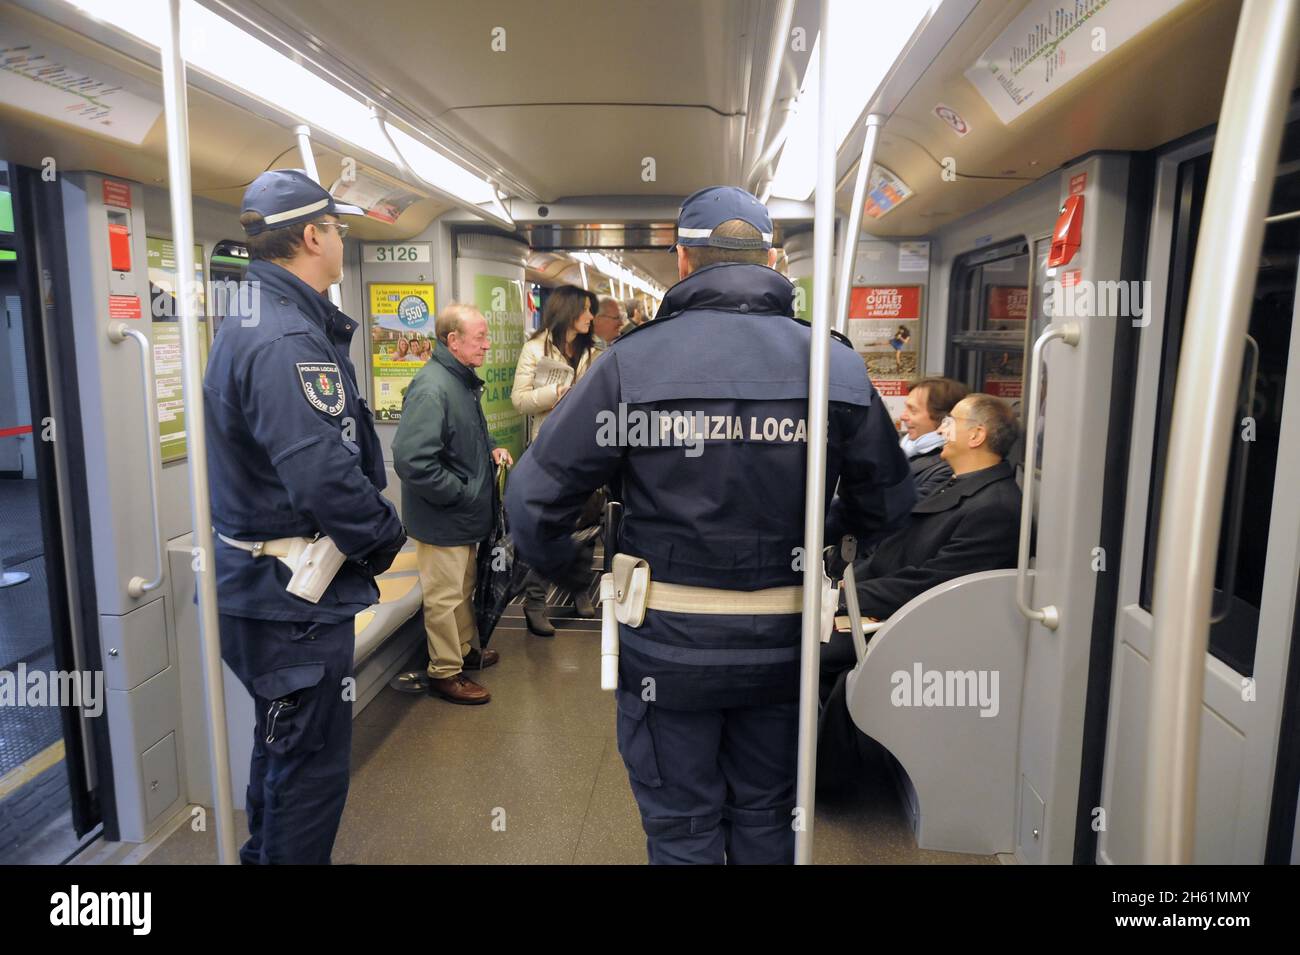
<box><xmin>1</xmin><ymin>570</ymin><xmax>31</xmax><ymax>588</ymax></box>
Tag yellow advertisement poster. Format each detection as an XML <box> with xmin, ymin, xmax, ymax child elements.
<box><xmin>368</xmin><ymin>282</ymin><xmax>436</xmax><ymax>421</ymax></box>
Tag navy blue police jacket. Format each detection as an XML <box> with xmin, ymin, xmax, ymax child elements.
<box><xmin>504</xmin><ymin>262</ymin><xmax>915</xmax><ymax>709</ymax></box>
<box><xmin>204</xmin><ymin>259</ymin><xmax>406</xmax><ymax>623</ymax></box>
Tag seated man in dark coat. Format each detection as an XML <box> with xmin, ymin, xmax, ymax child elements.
<box><xmin>899</xmin><ymin>376</ymin><xmax>968</xmax><ymax>500</ymax></box>
<box><xmin>817</xmin><ymin>393</ymin><xmax>1022</xmax><ymax>791</ymax></box>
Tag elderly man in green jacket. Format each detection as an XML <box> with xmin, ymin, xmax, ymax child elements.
<box><xmin>393</xmin><ymin>304</ymin><xmax>513</xmax><ymax>705</ymax></box>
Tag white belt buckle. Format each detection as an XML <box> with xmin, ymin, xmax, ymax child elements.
<box><xmin>251</xmin><ymin>541</ymin><xmax>266</xmax><ymax>558</ymax></box>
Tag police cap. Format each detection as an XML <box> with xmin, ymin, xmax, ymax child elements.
<box><xmin>241</xmin><ymin>169</ymin><xmax>365</xmax><ymax>235</ymax></box>
<box><xmin>671</xmin><ymin>185</ymin><xmax>773</xmax><ymax>251</ymax></box>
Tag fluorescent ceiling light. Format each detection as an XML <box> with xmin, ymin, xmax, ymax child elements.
<box><xmin>61</xmin><ymin>0</ymin><xmax>507</xmax><ymax>220</ymax></box>
<box><xmin>383</xmin><ymin>124</ymin><xmax>496</xmax><ymax>207</ymax></box>
<box><xmin>572</xmin><ymin>251</ymin><xmax>665</xmax><ymax>299</ymax></box>
<box><xmin>770</xmin><ymin>0</ymin><xmax>934</xmax><ymax>201</ymax></box>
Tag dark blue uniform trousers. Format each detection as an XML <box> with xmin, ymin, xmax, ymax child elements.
<box><xmin>614</xmin><ymin>687</ymin><xmax>799</xmax><ymax>864</ymax></box>
<box><xmin>219</xmin><ymin>613</ymin><xmax>354</xmax><ymax>865</ymax></box>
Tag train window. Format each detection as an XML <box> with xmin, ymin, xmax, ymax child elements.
<box><xmin>946</xmin><ymin>239</ymin><xmax>1031</xmax><ymax>418</ymax></box>
<box><xmin>1140</xmin><ymin>122</ymin><xmax>1300</xmax><ymax>676</ymax></box>
<box><xmin>209</xmin><ymin>239</ymin><xmax>249</xmax><ymax>338</ymax></box>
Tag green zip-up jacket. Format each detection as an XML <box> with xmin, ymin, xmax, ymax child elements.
<box><xmin>392</xmin><ymin>344</ymin><xmax>494</xmax><ymax>546</ymax></box>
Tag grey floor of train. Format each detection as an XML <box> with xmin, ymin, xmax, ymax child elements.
<box><xmin>104</xmin><ymin>601</ymin><xmax>994</xmax><ymax>866</ymax></box>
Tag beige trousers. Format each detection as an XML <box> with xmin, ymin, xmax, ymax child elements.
<box><xmin>415</xmin><ymin>541</ymin><xmax>478</xmax><ymax>679</ymax></box>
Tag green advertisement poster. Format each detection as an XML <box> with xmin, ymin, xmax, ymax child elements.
<box><xmin>368</xmin><ymin>282</ymin><xmax>437</xmax><ymax>421</ymax></box>
<box><xmin>147</xmin><ymin>236</ymin><xmax>206</xmax><ymax>464</ymax></box>
<box><xmin>473</xmin><ymin>273</ymin><xmax>525</xmax><ymax>461</ymax></box>
<box><xmin>793</xmin><ymin>276</ymin><xmax>813</xmax><ymax>323</ymax></box>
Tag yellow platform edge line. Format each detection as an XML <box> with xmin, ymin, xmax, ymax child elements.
<box><xmin>0</xmin><ymin>738</ymin><xmax>66</xmax><ymax>800</ymax></box>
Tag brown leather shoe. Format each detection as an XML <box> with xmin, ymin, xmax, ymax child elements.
<box><xmin>427</xmin><ymin>673</ymin><xmax>491</xmax><ymax>705</ymax></box>
<box><xmin>462</xmin><ymin>647</ymin><xmax>499</xmax><ymax>669</ymax></box>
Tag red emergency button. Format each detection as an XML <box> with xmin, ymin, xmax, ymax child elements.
<box><xmin>108</xmin><ymin>222</ymin><xmax>132</xmax><ymax>272</ymax></box>
<box><xmin>1048</xmin><ymin>195</ymin><xmax>1084</xmax><ymax>269</ymax></box>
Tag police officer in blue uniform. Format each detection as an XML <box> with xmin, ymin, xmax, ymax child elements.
<box><xmin>204</xmin><ymin>170</ymin><xmax>406</xmax><ymax>864</ymax></box>
<box><xmin>505</xmin><ymin>186</ymin><xmax>914</xmax><ymax>864</ymax></box>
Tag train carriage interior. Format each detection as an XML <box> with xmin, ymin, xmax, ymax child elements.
<box><xmin>0</xmin><ymin>0</ymin><xmax>1298</xmax><ymax>867</ymax></box>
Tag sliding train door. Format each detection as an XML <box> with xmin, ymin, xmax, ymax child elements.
<box><xmin>1098</xmin><ymin>121</ymin><xmax>1300</xmax><ymax>863</ymax></box>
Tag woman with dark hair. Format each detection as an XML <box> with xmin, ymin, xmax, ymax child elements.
<box><xmin>511</xmin><ymin>285</ymin><xmax>599</xmax><ymax>634</ymax></box>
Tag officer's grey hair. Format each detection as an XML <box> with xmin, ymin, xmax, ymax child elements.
<box><xmin>963</xmin><ymin>393</ymin><xmax>1020</xmax><ymax>459</ymax></box>
<box><xmin>435</xmin><ymin>304</ymin><xmax>485</xmax><ymax>345</ymax></box>
<box><xmin>598</xmin><ymin>296</ymin><xmax>624</xmax><ymax>320</ymax></box>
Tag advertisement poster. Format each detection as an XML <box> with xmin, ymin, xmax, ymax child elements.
<box><xmin>332</xmin><ymin>170</ymin><xmax>425</xmax><ymax>224</ymax></box>
<box><xmin>473</xmin><ymin>274</ymin><xmax>526</xmax><ymax>462</ymax></box>
<box><xmin>864</xmin><ymin>164</ymin><xmax>913</xmax><ymax>219</ymax></box>
<box><xmin>983</xmin><ymin>284</ymin><xmax>1027</xmax><ymax>400</ymax></box>
<box><xmin>147</xmin><ymin>237</ymin><xmax>206</xmax><ymax>463</ymax></box>
<box><xmin>369</xmin><ymin>282</ymin><xmax>436</xmax><ymax>421</ymax></box>
<box><xmin>846</xmin><ymin>285</ymin><xmax>922</xmax><ymax>424</ymax></box>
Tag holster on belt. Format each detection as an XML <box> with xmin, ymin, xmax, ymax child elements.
<box><xmin>219</xmin><ymin>532</ymin><xmax>347</xmax><ymax>604</ymax></box>
<box><xmin>607</xmin><ymin>554</ymin><xmax>651</xmax><ymax>628</ymax></box>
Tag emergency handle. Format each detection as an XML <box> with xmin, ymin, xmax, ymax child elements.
<box><xmin>1015</xmin><ymin>322</ymin><xmax>1081</xmax><ymax>631</ymax></box>
<box><xmin>107</xmin><ymin>320</ymin><xmax>165</xmax><ymax>599</ymax></box>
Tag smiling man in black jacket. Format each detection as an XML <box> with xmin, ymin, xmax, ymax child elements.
<box><xmin>818</xmin><ymin>392</ymin><xmax>1022</xmax><ymax>789</ymax></box>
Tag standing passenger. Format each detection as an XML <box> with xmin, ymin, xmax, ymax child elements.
<box><xmin>205</xmin><ymin>170</ymin><xmax>407</xmax><ymax>864</ymax></box>
<box><xmin>510</xmin><ymin>286</ymin><xmax>600</xmax><ymax>635</ymax></box>
<box><xmin>393</xmin><ymin>305</ymin><xmax>514</xmax><ymax>704</ymax></box>
<box><xmin>593</xmin><ymin>296</ymin><xmax>630</xmax><ymax>345</ymax></box>
<box><xmin>506</xmin><ymin>186</ymin><xmax>914</xmax><ymax>864</ymax></box>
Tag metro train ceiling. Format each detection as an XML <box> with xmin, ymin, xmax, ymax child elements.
<box><xmin>218</xmin><ymin>0</ymin><xmax>768</xmax><ymax>204</ymax></box>
<box><xmin>4</xmin><ymin>0</ymin><xmax>1297</xmax><ymax>246</ymax></box>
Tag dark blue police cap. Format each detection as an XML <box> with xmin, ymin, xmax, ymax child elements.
<box><xmin>241</xmin><ymin>169</ymin><xmax>365</xmax><ymax>236</ymax></box>
<box><xmin>672</xmin><ymin>185</ymin><xmax>773</xmax><ymax>251</ymax></box>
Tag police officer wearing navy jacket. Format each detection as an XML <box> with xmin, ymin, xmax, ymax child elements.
<box><xmin>204</xmin><ymin>170</ymin><xmax>406</xmax><ymax>864</ymax></box>
<box><xmin>505</xmin><ymin>186</ymin><xmax>914</xmax><ymax>864</ymax></box>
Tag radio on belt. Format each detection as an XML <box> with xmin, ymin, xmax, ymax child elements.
<box><xmin>1048</xmin><ymin>195</ymin><xmax>1084</xmax><ymax>269</ymax></box>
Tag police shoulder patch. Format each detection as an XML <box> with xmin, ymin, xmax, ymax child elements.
<box><xmin>296</xmin><ymin>362</ymin><xmax>346</xmax><ymax>416</ymax></box>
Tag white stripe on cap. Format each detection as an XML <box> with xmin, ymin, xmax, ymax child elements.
<box><xmin>677</xmin><ymin>226</ymin><xmax>773</xmax><ymax>242</ymax></box>
<box><xmin>262</xmin><ymin>196</ymin><xmax>330</xmax><ymax>225</ymax></box>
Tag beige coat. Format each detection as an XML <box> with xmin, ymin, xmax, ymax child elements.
<box><xmin>512</xmin><ymin>334</ymin><xmax>599</xmax><ymax>441</ymax></box>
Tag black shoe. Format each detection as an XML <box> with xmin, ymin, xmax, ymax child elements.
<box><xmin>573</xmin><ymin>589</ymin><xmax>596</xmax><ymax>618</ymax></box>
<box><xmin>524</xmin><ymin>607</ymin><xmax>555</xmax><ymax>636</ymax></box>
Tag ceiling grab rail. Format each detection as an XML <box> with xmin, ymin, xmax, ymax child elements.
<box><xmin>1015</xmin><ymin>322</ymin><xmax>1080</xmax><ymax>631</ymax></box>
<box><xmin>794</xmin><ymin>0</ymin><xmax>835</xmax><ymax>867</ymax></box>
<box><xmin>159</xmin><ymin>0</ymin><xmax>239</xmax><ymax>865</ymax></box>
<box><xmin>292</xmin><ymin>124</ymin><xmax>342</xmax><ymax>309</ymax></box>
<box><xmin>743</xmin><ymin>0</ymin><xmax>797</xmax><ymax>189</ymax></box>
<box><xmin>832</xmin><ymin>114</ymin><xmax>885</xmax><ymax>336</ymax></box>
<box><xmin>1144</xmin><ymin>0</ymin><xmax>1300</xmax><ymax>864</ymax></box>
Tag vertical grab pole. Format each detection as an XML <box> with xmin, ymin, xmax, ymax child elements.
<box><xmin>794</xmin><ymin>0</ymin><xmax>835</xmax><ymax>865</ymax></box>
<box><xmin>832</xmin><ymin>114</ymin><xmax>884</xmax><ymax>335</ymax></box>
<box><xmin>1144</xmin><ymin>0</ymin><xmax>1300</xmax><ymax>864</ymax></box>
<box><xmin>292</xmin><ymin>125</ymin><xmax>343</xmax><ymax>309</ymax></box>
<box><xmin>159</xmin><ymin>0</ymin><xmax>238</xmax><ymax>864</ymax></box>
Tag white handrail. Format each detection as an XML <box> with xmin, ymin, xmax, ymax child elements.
<box><xmin>1015</xmin><ymin>322</ymin><xmax>1080</xmax><ymax>631</ymax></box>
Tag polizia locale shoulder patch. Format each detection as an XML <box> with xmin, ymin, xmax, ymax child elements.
<box><xmin>297</xmin><ymin>362</ymin><xmax>346</xmax><ymax>416</ymax></box>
